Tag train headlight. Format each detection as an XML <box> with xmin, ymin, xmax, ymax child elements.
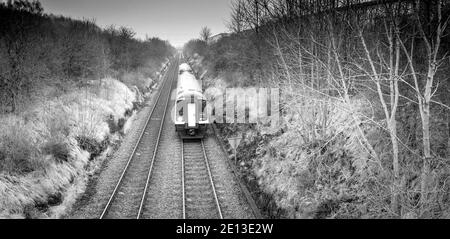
<box><xmin>177</xmin><ymin>116</ymin><xmax>184</xmax><ymax>122</ymax></box>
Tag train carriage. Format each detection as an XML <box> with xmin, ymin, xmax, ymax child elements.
<box><xmin>178</xmin><ymin>63</ymin><xmax>193</xmax><ymax>75</ymax></box>
<box><xmin>174</xmin><ymin>63</ymin><xmax>209</xmax><ymax>138</ymax></box>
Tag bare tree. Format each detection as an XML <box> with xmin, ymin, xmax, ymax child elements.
<box><xmin>228</xmin><ymin>0</ymin><xmax>245</xmax><ymax>33</ymax></box>
<box><xmin>356</xmin><ymin>3</ymin><xmax>404</xmax><ymax>215</ymax></box>
<box><xmin>199</xmin><ymin>26</ymin><xmax>212</xmax><ymax>43</ymax></box>
<box><xmin>397</xmin><ymin>0</ymin><xmax>449</xmax><ymax>213</ymax></box>
<box><xmin>207</xmin><ymin>0</ymin><xmax>450</xmax><ymax>217</ymax></box>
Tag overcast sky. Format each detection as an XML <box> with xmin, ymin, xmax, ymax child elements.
<box><xmin>39</xmin><ymin>0</ymin><xmax>232</xmax><ymax>47</ymax></box>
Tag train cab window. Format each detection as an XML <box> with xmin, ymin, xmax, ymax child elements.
<box><xmin>202</xmin><ymin>100</ymin><xmax>207</xmax><ymax>112</ymax></box>
<box><xmin>200</xmin><ymin>99</ymin><xmax>207</xmax><ymax>121</ymax></box>
<box><xmin>177</xmin><ymin>99</ymin><xmax>184</xmax><ymax>116</ymax></box>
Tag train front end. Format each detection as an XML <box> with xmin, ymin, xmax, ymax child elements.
<box><xmin>174</xmin><ymin>93</ymin><xmax>209</xmax><ymax>138</ymax></box>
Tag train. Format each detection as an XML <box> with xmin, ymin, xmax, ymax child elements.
<box><xmin>174</xmin><ymin>62</ymin><xmax>209</xmax><ymax>138</ymax></box>
<box><xmin>178</xmin><ymin>63</ymin><xmax>193</xmax><ymax>75</ymax></box>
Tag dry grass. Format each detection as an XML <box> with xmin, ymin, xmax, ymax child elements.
<box><xmin>0</xmin><ymin>78</ymin><xmax>135</xmax><ymax>218</ymax></box>
<box><xmin>121</xmin><ymin>71</ymin><xmax>154</xmax><ymax>93</ymax></box>
<box><xmin>248</xmin><ymin>89</ymin><xmax>377</xmax><ymax>218</ymax></box>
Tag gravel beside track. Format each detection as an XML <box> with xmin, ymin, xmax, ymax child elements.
<box><xmin>202</xmin><ymin>135</ymin><xmax>256</xmax><ymax>219</ymax></box>
<box><xmin>139</xmin><ymin>92</ymin><xmax>183</xmax><ymax>219</ymax></box>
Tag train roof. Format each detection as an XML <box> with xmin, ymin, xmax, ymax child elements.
<box><xmin>176</xmin><ymin>90</ymin><xmax>205</xmax><ymax>100</ymax></box>
<box><xmin>179</xmin><ymin>63</ymin><xmax>192</xmax><ymax>72</ymax></box>
<box><xmin>176</xmin><ymin>72</ymin><xmax>203</xmax><ymax>98</ymax></box>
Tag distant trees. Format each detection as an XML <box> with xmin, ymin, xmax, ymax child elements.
<box><xmin>227</xmin><ymin>0</ymin><xmax>245</xmax><ymax>33</ymax></box>
<box><xmin>59</xmin><ymin>20</ymin><xmax>109</xmax><ymax>83</ymax></box>
<box><xmin>0</xmin><ymin>0</ymin><xmax>175</xmax><ymax>113</ymax></box>
<box><xmin>0</xmin><ymin>0</ymin><xmax>46</xmax><ymax>112</ymax></box>
<box><xmin>183</xmin><ymin>39</ymin><xmax>208</xmax><ymax>58</ymax></box>
<box><xmin>4</xmin><ymin>0</ymin><xmax>43</xmax><ymax>13</ymax></box>
<box><xmin>200</xmin><ymin>26</ymin><xmax>212</xmax><ymax>44</ymax></box>
<box><xmin>183</xmin><ymin>26</ymin><xmax>213</xmax><ymax>59</ymax></box>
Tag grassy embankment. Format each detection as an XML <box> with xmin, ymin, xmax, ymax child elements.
<box><xmin>188</xmin><ymin>54</ymin><xmax>395</xmax><ymax>219</ymax></box>
<box><xmin>0</xmin><ymin>77</ymin><xmax>159</xmax><ymax>218</ymax></box>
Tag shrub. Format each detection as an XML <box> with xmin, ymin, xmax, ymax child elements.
<box><xmin>42</xmin><ymin>141</ymin><xmax>70</xmax><ymax>162</ymax></box>
<box><xmin>121</xmin><ymin>71</ymin><xmax>153</xmax><ymax>93</ymax></box>
<box><xmin>0</xmin><ymin>116</ymin><xmax>41</xmax><ymax>174</ymax></box>
<box><xmin>106</xmin><ymin>115</ymin><xmax>127</xmax><ymax>135</ymax></box>
<box><xmin>118</xmin><ymin>118</ymin><xmax>126</xmax><ymax>134</ymax></box>
<box><xmin>106</xmin><ymin>115</ymin><xmax>119</xmax><ymax>134</ymax></box>
<box><xmin>243</xmin><ymin>90</ymin><xmax>378</xmax><ymax>218</ymax></box>
<box><xmin>75</xmin><ymin>136</ymin><xmax>108</xmax><ymax>161</ymax></box>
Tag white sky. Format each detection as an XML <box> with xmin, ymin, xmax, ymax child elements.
<box><xmin>39</xmin><ymin>0</ymin><xmax>233</xmax><ymax>47</ymax></box>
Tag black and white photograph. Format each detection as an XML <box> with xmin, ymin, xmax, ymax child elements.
<box><xmin>0</xmin><ymin>0</ymin><xmax>450</xmax><ymax>229</ymax></box>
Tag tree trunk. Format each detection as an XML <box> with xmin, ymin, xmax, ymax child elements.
<box><xmin>420</xmin><ymin>95</ymin><xmax>432</xmax><ymax>212</ymax></box>
<box><xmin>390</xmin><ymin>119</ymin><xmax>400</xmax><ymax>214</ymax></box>
<box><xmin>448</xmin><ymin>111</ymin><xmax>450</xmax><ymax>156</ymax></box>
<box><xmin>11</xmin><ymin>90</ymin><xmax>17</xmax><ymax>113</ymax></box>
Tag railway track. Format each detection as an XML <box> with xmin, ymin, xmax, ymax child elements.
<box><xmin>99</xmin><ymin>56</ymin><xmax>178</xmax><ymax>219</ymax></box>
<box><xmin>96</xmin><ymin>55</ymin><xmax>258</xmax><ymax>219</ymax></box>
<box><xmin>182</xmin><ymin>139</ymin><xmax>223</xmax><ymax>219</ymax></box>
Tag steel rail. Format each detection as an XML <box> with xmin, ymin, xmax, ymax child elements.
<box><xmin>136</xmin><ymin>56</ymin><xmax>178</xmax><ymax>219</ymax></box>
<box><xmin>201</xmin><ymin>139</ymin><xmax>223</xmax><ymax>219</ymax></box>
<box><xmin>182</xmin><ymin>139</ymin><xmax>223</xmax><ymax>219</ymax></box>
<box><xmin>181</xmin><ymin>141</ymin><xmax>186</xmax><ymax>219</ymax></box>
<box><xmin>99</xmin><ymin>58</ymin><xmax>175</xmax><ymax>219</ymax></box>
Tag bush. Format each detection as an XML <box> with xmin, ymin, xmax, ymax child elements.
<box><xmin>0</xmin><ymin>116</ymin><xmax>41</xmax><ymax>174</ymax></box>
<box><xmin>232</xmin><ymin>90</ymin><xmax>376</xmax><ymax>218</ymax></box>
<box><xmin>42</xmin><ymin>141</ymin><xmax>70</xmax><ymax>163</ymax></box>
<box><xmin>76</xmin><ymin>136</ymin><xmax>108</xmax><ymax>161</ymax></box>
<box><xmin>121</xmin><ymin>71</ymin><xmax>153</xmax><ymax>93</ymax></box>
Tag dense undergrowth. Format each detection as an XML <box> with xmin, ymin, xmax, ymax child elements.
<box><xmin>183</xmin><ymin>0</ymin><xmax>450</xmax><ymax>219</ymax></box>
<box><xmin>187</xmin><ymin>46</ymin><xmax>450</xmax><ymax>218</ymax></box>
<box><xmin>0</xmin><ymin>79</ymin><xmax>141</xmax><ymax>218</ymax></box>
